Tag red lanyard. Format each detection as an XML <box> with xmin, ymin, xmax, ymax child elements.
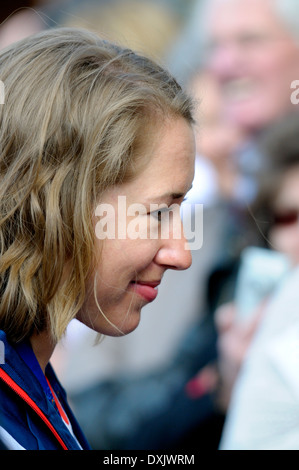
<box><xmin>0</xmin><ymin>368</ymin><xmax>68</xmax><ymax>449</ymax></box>
<box><xmin>46</xmin><ymin>377</ymin><xmax>70</xmax><ymax>426</ymax></box>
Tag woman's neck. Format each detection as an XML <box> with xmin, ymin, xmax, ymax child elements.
<box><xmin>30</xmin><ymin>330</ymin><xmax>56</xmax><ymax>374</ymax></box>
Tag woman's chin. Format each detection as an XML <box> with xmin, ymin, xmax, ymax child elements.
<box><xmin>85</xmin><ymin>307</ymin><xmax>142</xmax><ymax>337</ymax></box>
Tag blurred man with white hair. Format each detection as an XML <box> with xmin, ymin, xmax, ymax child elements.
<box><xmin>168</xmin><ymin>0</ymin><xmax>299</xmax><ymax>450</ymax></box>
<box><xmin>195</xmin><ymin>0</ymin><xmax>299</xmax><ymax>450</ymax></box>
<box><xmin>170</xmin><ymin>0</ymin><xmax>299</xmax><ymax>201</ymax></box>
<box><xmin>202</xmin><ymin>0</ymin><xmax>299</xmax><ymax>132</ymax></box>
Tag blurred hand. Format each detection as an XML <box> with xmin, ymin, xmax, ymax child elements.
<box><xmin>214</xmin><ymin>301</ymin><xmax>265</xmax><ymax>411</ymax></box>
<box><xmin>184</xmin><ymin>300</ymin><xmax>266</xmax><ymax>410</ymax></box>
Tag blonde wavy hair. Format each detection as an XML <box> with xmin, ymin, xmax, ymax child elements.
<box><xmin>0</xmin><ymin>27</ymin><xmax>194</xmax><ymax>344</ymax></box>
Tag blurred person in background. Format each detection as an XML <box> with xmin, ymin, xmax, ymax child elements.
<box><xmin>195</xmin><ymin>0</ymin><xmax>299</xmax><ymax>419</ymax></box>
<box><xmin>186</xmin><ymin>69</ymin><xmax>244</xmax><ymax>204</ymax></box>
<box><xmin>198</xmin><ymin>0</ymin><xmax>299</xmax><ymax>200</ymax></box>
<box><xmin>218</xmin><ymin>114</ymin><xmax>299</xmax><ymax>449</ymax></box>
<box><xmin>169</xmin><ymin>0</ymin><xmax>299</xmax><ymax>202</ymax></box>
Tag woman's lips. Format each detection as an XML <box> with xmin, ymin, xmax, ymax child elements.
<box><xmin>129</xmin><ymin>280</ymin><xmax>160</xmax><ymax>302</ymax></box>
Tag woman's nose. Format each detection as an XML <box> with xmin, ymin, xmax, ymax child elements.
<box><xmin>154</xmin><ymin>226</ymin><xmax>192</xmax><ymax>271</ymax></box>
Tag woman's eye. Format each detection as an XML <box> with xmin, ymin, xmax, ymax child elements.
<box><xmin>149</xmin><ymin>208</ymin><xmax>169</xmax><ymax>222</ymax></box>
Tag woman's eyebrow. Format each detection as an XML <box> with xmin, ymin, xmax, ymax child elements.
<box><xmin>145</xmin><ymin>185</ymin><xmax>193</xmax><ymax>204</ymax></box>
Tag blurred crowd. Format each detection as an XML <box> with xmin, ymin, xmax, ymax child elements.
<box><xmin>2</xmin><ymin>0</ymin><xmax>299</xmax><ymax>451</ymax></box>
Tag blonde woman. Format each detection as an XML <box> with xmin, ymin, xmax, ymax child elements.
<box><xmin>0</xmin><ymin>28</ymin><xmax>195</xmax><ymax>450</ymax></box>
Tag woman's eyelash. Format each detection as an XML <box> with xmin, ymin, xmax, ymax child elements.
<box><xmin>149</xmin><ymin>198</ymin><xmax>187</xmax><ymax>221</ymax></box>
<box><xmin>149</xmin><ymin>207</ymin><xmax>169</xmax><ymax>221</ymax></box>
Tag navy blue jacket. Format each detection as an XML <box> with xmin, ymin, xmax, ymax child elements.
<box><xmin>0</xmin><ymin>330</ymin><xmax>91</xmax><ymax>450</ymax></box>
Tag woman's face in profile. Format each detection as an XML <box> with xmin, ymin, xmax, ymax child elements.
<box><xmin>77</xmin><ymin>117</ymin><xmax>196</xmax><ymax>336</ymax></box>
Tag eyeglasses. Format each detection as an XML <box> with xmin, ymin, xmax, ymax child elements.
<box><xmin>273</xmin><ymin>209</ymin><xmax>299</xmax><ymax>226</ymax></box>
